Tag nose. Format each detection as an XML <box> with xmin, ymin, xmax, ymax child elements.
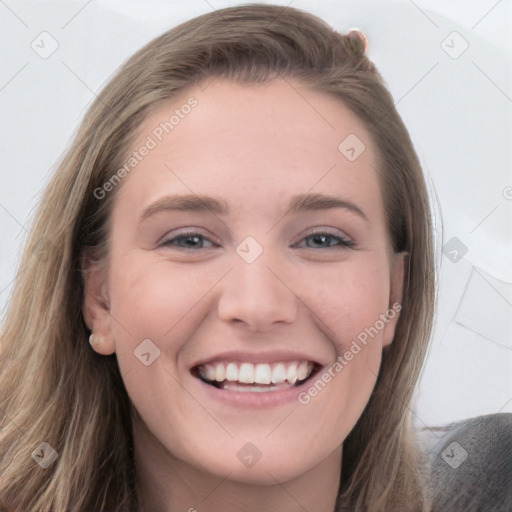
<box><xmin>217</xmin><ymin>257</ymin><xmax>298</xmax><ymax>332</ymax></box>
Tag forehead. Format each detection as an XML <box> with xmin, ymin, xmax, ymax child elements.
<box><xmin>116</xmin><ymin>78</ymin><xmax>383</xmax><ymax>222</ymax></box>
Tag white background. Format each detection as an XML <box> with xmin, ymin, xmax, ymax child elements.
<box><xmin>1</xmin><ymin>0</ymin><xmax>511</xmax><ymax>428</ymax></box>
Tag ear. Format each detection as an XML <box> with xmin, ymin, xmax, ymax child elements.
<box><xmin>382</xmin><ymin>251</ymin><xmax>407</xmax><ymax>347</ymax></box>
<box><xmin>81</xmin><ymin>250</ymin><xmax>116</xmax><ymax>355</ymax></box>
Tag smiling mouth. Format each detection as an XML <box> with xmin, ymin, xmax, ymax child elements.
<box><xmin>192</xmin><ymin>360</ymin><xmax>321</xmax><ymax>392</ymax></box>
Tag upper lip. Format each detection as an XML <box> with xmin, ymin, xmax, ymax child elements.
<box><xmin>190</xmin><ymin>349</ymin><xmax>327</xmax><ymax>369</ymax></box>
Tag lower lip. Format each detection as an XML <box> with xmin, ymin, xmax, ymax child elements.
<box><xmin>193</xmin><ymin>370</ymin><xmax>322</xmax><ymax>409</ymax></box>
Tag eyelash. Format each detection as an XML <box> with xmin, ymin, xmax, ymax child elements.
<box><xmin>159</xmin><ymin>229</ymin><xmax>355</xmax><ymax>250</ymax></box>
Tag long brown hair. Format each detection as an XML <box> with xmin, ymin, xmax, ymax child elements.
<box><xmin>0</xmin><ymin>4</ymin><xmax>436</xmax><ymax>511</ymax></box>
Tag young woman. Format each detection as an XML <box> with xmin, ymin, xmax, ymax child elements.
<box><xmin>0</xmin><ymin>4</ymin><xmax>437</xmax><ymax>511</ymax></box>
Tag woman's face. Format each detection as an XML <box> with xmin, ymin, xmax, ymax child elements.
<box><xmin>85</xmin><ymin>78</ymin><xmax>405</xmax><ymax>484</ymax></box>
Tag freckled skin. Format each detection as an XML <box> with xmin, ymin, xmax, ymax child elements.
<box><xmin>84</xmin><ymin>79</ymin><xmax>405</xmax><ymax>512</ymax></box>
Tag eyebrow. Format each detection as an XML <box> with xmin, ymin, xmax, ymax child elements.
<box><xmin>140</xmin><ymin>192</ymin><xmax>368</xmax><ymax>222</ymax></box>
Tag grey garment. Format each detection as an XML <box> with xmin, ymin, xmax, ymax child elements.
<box><xmin>420</xmin><ymin>413</ymin><xmax>512</xmax><ymax>512</ymax></box>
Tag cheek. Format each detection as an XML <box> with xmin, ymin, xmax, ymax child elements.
<box><xmin>105</xmin><ymin>253</ymin><xmax>232</xmax><ymax>378</ymax></box>
<box><xmin>303</xmin><ymin>257</ymin><xmax>391</xmax><ymax>349</ymax></box>
<box><xmin>295</xmin><ymin>260</ymin><xmax>390</xmax><ymax>455</ymax></box>
<box><xmin>108</xmin><ymin>254</ymin><xmax>212</xmax><ymax>333</ymax></box>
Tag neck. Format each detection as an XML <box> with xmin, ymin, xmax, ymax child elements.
<box><xmin>133</xmin><ymin>420</ymin><xmax>342</xmax><ymax>512</ymax></box>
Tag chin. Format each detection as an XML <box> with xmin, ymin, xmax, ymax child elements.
<box><xmin>185</xmin><ymin>439</ymin><xmax>328</xmax><ymax>486</ymax></box>
<box><xmin>210</xmin><ymin>459</ymin><xmax>307</xmax><ymax>485</ymax></box>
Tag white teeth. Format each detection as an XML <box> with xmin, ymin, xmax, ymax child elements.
<box><xmin>215</xmin><ymin>363</ymin><xmax>225</xmax><ymax>381</ymax></box>
<box><xmin>286</xmin><ymin>362</ymin><xmax>298</xmax><ymax>384</ymax></box>
<box><xmin>297</xmin><ymin>361</ymin><xmax>309</xmax><ymax>381</ymax></box>
<box><xmin>225</xmin><ymin>363</ymin><xmax>239</xmax><ymax>381</ymax></box>
<box><xmin>271</xmin><ymin>363</ymin><xmax>287</xmax><ymax>384</ymax></box>
<box><xmin>204</xmin><ymin>364</ymin><xmax>216</xmax><ymax>381</ymax></box>
<box><xmin>254</xmin><ymin>363</ymin><xmax>272</xmax><ymax>384</ymax></box>
<box><xmin>222</xmin><ymin>383</ymin><xmax>280</xmax><ymax>392</ymax></box>
<box><xmin>238</xmin><ymin>363</ymin><xmax>255</xmax><ymax>383</ymax></box>
<box><xmin>197</xmin><ymin>360</ymin><xmax>314</xmax><ymax>386</ymax></box>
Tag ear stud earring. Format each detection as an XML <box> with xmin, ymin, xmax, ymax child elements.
<box><xmin>89</xmin><ymin>333</ymin><xmax>105</xmax><ymax>348</ymax></box>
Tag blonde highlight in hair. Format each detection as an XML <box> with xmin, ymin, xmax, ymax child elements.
<box><xmin>1</xmin><ymin>4</ymin><xmax>435</xmax><ymax>511</ymax></box>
